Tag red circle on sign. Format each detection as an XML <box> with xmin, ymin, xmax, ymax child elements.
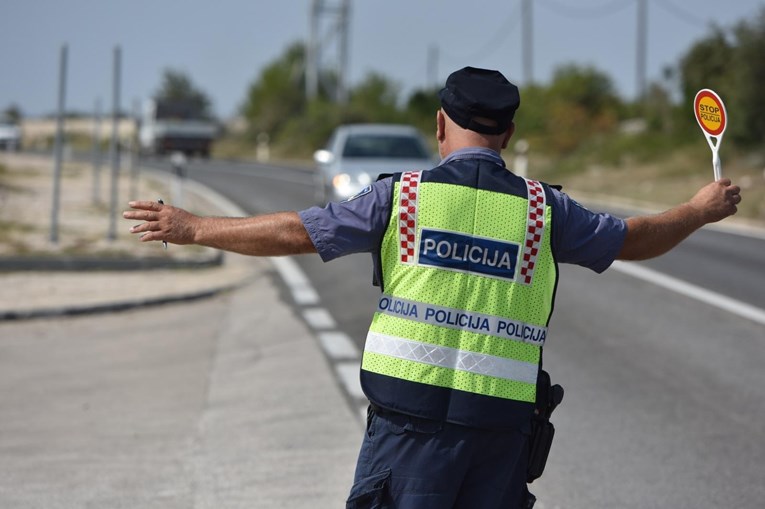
<box><xmin>694</xmin><ymin>90</ymin><xmax>726</xmax><ymax>136</ymax></box>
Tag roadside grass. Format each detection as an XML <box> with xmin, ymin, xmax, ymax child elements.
<box><xmin>2</xmin><ymin>128</ymin><xmax>763</xmax><ymax>263</ymax></box>
<box><xmin>0</xmin><ymin>155</ymin><xmax>217</xmax><ymax>259</ymax></box>
<box><xmin>211</xmin><ymin>134</ymin><xmax>261</xmax><ymax>161</ymax></box>
<box><xmin>218</xmin><ymin>128</ymin><xmax>764</xmax><ymax>224</ymax></box>
<box><xmin>0</xmin><ymin>219</ymin><xmax>36</xmax><ymax>254</ymax></box>
<box><xmin>530</xmin><ymin>132</ymin><xmax>765</xmax><ymax>223</ymax></box>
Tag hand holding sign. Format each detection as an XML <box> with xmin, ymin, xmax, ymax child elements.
<box><xmin>694</xmin><ymin>89</ymin><xmax>727</xmax><ymax>181</ymax></box>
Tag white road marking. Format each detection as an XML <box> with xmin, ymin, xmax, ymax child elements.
<box><xmin>302</xmin><ymin>307</ymin><xmax>337</xmax><ymax>329</ymax></box>
<box><xmin>271</xmin><ymin>254</ymin><xmax>367</xmax><ymax>418</ymax></box>
<box><xmin>269</xmin><ymin>255</ymin><xmax>364</xmax><ymax>398</ymax></box>
<box><xmin>271</xmin><ymin>257</ymin><xmax>320</xmax><ymax>305</ymax></box>
<box><xmin>317</xmin><ymin>331</ymin><xmax>360</xmax><ymax>360</ymax></box>
<box><xmin>336</xmin><ymin>361</ymin><xmax>365</xmax><ymax>399</ymax></box>
<box><xmin>611</xmin><ymin>261</ymin><xmax>765</xmax><ymax>326</ymax></box>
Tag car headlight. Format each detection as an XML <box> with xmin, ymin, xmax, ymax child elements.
<box><xmin>357</xmin><ymin>172</ymin><xmax>372</xmax><ymax>186</ymax></box>
<box><xmin>332</xmin><ymin>173</ymin><xmax>352</xmax><ymax>188</ymax></box>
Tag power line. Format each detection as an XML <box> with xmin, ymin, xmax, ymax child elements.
<box><xmin>439</xmin><ymin>3</ymin><xmax>523</xmax><ymax>64</ymax></box>
<box><xmin>636</xmin><ymin>0</ymin><xmax>647</xmax><ymax>100</ymax></box>
<box><xmin>654</xmin><ymin>0</ymin><xmax>711</xmax><ymax>29</ymax></box>
<box><xmin>537</xmin><ymin>0</ymin><xmax>634</xmax><ymax>19</ymax></box>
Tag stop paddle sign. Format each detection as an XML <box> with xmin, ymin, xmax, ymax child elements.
<box><xmin>694</xmin><ymin>89</ymin><xmax>727</xmax><ymax>181</ymax></box>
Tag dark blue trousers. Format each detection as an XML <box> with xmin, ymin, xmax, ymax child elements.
<box><xmin>346</xmin><ymin>406</ymin><xmax>530</xmax><ymax>509</ymax></box>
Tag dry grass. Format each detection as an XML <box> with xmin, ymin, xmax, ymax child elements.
<box><xmin>0</xmin><ymin>153</ymin><xmax>219</xmax><ymax>259</ymax></box>
<box><xmin>531</xmin><ymin>147</ymin><xmax>765</xmax><ymax>224</ymax></box>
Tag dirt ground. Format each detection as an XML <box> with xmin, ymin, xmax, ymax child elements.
<box><xmin>0</xmin><ymin>152</ymin><xmax>218</xmax><ymax>260</ymax></box>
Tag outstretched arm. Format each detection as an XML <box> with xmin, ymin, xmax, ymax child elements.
<box><xmin>123</xmin><ymin>201</ymin><xmax>316</xmax><ymax>257</ymax></box>
<box><xmin>617</xmin><ymin>178</ymin><xmax>741</xmax><ymax>261</ymax></box>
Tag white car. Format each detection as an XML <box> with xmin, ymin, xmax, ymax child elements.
<box><xmin>313</xmin><ymin>124</ymin><xmax>437</xmax><ymax>203</ymax></box>
<box><xmin>0</xmin><ymin>122</ymin><xmax>21</xmax><ymax>151</ymax></box>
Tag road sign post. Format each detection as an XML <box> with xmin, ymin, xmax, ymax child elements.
<box><xmin>50</xmin><ymin>44</ymin><xmax>68</xmax><ymax>244</ymax></box>
<box><xmin>693</xmin><ymin>89</ymin><xmax>727</xmax><ymax>181</ymax></box>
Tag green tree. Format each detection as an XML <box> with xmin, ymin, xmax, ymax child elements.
<box><xmin>678</xmin><ymin>26</ymin><xmax>734</xmax><ymax>142</ymax></box>
<box><xmin>513</xmin><ymin>84</ymin><xmax>550</xmax><ymax>139</ymax></box>
<box><xmin>345</xmin><ymin>72</ymin><xmax>403</xmax><ymax>124</ymax></box>
<box><xmin>679</xmin><ymin>7</ymin><xmax>765</xmax><ymax>145</ymax></box>
<box><xmin>1</xmin><ymin>104</ymin><xmax>22</xmax><ymax>124</ymax></box>
<box><xmin>729</xmin><ymin>10</ymin><xmax>765</xmax><ymax>144</ymax></box>
<box><xmin>241</xmin><ymin>42</ymin><xmax>307</xmax><ymax>139</ymax></box>
<box><xmin>548</xmin><ymin>64</ymin><xmax>620</xmax><ymax>116</ymax></box>
<box><xmin>678</xmin><ymin>28</ymin><xmax>733</xmax><ymax>109</ymax></box>
<box><xmin>405</xmin><ymin>87</ymin><xmax>440</xmax><ymax>139</ymax></box>
<box><xmin>154</xmin><ymin>69</ymin><xmax>214</xmax><ymax>119</ymax></box>
<box><xmin>543</xmin><ymin>64</ymin><xmax>621</xmax><ymax>152</ymax></box>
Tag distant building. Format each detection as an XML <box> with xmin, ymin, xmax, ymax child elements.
<box><xmin>20</xmin><ymin>117</ymin><xmax>136</xmax><ymax>148</ymax></box>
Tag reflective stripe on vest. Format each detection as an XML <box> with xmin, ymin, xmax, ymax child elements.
<box><xmin>365</xmin><ymin>331</ymin><xmax>538</xmax><ymax>383</ymax></box>
<box><xmin>363</xmin><ymin>169</ymin><xmax>556</xmax><ymax>406</ymax></box>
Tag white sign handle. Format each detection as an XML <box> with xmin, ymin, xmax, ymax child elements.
<box><xmin>705</xmin><ymin>134</ymin><xmax>723</xmax><ymax>182</ymax></box>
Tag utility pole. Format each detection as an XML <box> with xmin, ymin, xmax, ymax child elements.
<box><xmin>306</xmin><ymin>0</ymin><xmax>351</xmax><ymax>103</ymax></box>
<box><xmin>129</xmin><ymin>98</ymin><xmax>141</xmax><ymax>201</ymax></box>
<box><xmin>91</xmin><ymin>98</ymin><xmax>103</xmax><ymax>205</ymax></box>
<box><xmin>522</xmin><ymin>0</ymin><xmax>533</xmax><ymax>86</ymax></box>
<box><xmin>306</xmin><ymin>0</ymin><xmax>320</xmax><ymax>100</ymax></box>
<box><xmin>107</xmin><ymin>45</ymin><xmax>121</xmax><ymax>241</ymax></box>
<box><xmin>427</xmin><ymin>45</ymin><xmax>439</xmax><ymax>89</ymax></box>
<box><xmin>337</xmin><ymin>0</ymin><xmax>350</xmax><ymax>104</ymax></box>
<box><xmin>636</xmin><ymin>0</ymin><xmax>648</xmax><ymax>102</ymax></box>
<box><xmin>50</xmin><ymin>44</ymin><xmax>68</xmax><ymax>244</ymax></box>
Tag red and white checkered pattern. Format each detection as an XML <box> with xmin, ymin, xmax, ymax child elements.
<box><xmin>398</xmin><ymin>171</ymin><xmax>421</xmax><ymax>263</ymax></box>
<box><xmin>519</xmin><ymin>179</ymin><xmax>546</xmax><ymax>285</ymax></box>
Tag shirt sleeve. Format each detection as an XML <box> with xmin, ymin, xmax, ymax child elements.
<box><xmin>298</xmin><ymin>178</ymin><xmax>393</xmax><ymax>262</ymax></box>
<box><xmin>550</xmin><ymin>188</ymin><xmax>627</xmax><ymax>273</ymax></box>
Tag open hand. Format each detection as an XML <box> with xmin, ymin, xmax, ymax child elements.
<box><xmin>123</xmin><ymin>200</ymin><xmax>199</xmax><ymax>245</ymax></box>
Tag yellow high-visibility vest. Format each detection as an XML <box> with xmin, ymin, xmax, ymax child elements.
<box><xmin>361</xmin><ymin>164</ymin><xmax>558</xmax><ymax>429</ymax></box>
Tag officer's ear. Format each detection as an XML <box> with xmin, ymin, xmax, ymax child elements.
<box><xmin>436</xmin><ymin>109</ymin><xmax>446</xmax><ymax>143</ymax></box>
<box><xmin>500</xmin><ymin>122</ymin><xmax>516</xmax><ymax>149</ymax></box>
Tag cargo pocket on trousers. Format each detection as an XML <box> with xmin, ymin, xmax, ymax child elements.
<box><xmin>345</xmin><ymin>468</ymin><xmax>392</xmax><ymax>509</ymax></box>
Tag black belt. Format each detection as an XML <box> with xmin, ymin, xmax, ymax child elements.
<box><xmin>368</xmin><ymin>403</ymin><xmax>398</xmax><ymax>416</ymax></box>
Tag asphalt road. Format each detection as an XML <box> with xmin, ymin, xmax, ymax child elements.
<box><xmin>0</xmin><ymin>256</ymin><xmax>360</xmax><ymax>508</ymax></box>
<box><xmin>0</xmin><ymin>296</ymin><xmax>234</xmax><ymax>508</ymax></box>
<box><xmin>148</xmin><ymin>156</ymin><xmax>765</xmax><ymax>508</ymax></box>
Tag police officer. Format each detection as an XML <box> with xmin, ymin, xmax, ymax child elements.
<box><xmin>124</xmin><ymin>66</ymin><xmax>742</xmax><ymax>508</ymax></box>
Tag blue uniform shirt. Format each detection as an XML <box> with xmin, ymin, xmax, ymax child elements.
<box><xmin>299</xmin><ymin>147</ymin><xmax>627</xmax><ymax>276</ymax></box>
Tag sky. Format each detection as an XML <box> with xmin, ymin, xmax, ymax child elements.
<box><xmin>2</xmin><ymin>0</ymin><xmax>764</xmax><ymax>119</ymax></box>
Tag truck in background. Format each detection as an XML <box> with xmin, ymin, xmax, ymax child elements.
<box><xmin>138</xmin><ymin>99</ymin><xmax>217</xmax><ymax>158</ymax></box>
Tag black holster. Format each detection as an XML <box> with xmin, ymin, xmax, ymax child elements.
<box><xmin>526</xmin><ymin>369</ymin><xmax>564</xmax><ymax>484</ymax></box>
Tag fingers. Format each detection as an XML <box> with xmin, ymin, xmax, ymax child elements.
<box><xmin>725</xmin><ymin>183</ymin><xmax>742</xmax><ymax>203</ymax></box>
<box><xmin>723</xmin><ymin>183</ymin><xmax>741</xmax><ymax>217</ymax></box>
<box><xmin>139</xmin><ymin>231</ymin><xmax>163</xmax><ymax>243</ymax></box>
<box><xmin>123</xmin><ymin>200</ymin><xmax>175</xmax><ymax>245</ymax></box>
<box><xmin>123</xmin><ymin>210</ymin><xmax>160</xmax><ymax>221</ymax></box>
<box><xmin>123</xmin><ymin>200</ymin><xmax>164</xmax><ymax>221</ymax></box>
<box><xmin>711</xmin><ymin>179</ymin><xmax>741</xmax><ymax>203</ymax></box>
<box><xmin>128</xmin><ymin>200</ymin><xmax>163</xmax><ymax>211</ymax></box>
<box><xmin>129</xmin><ymin>221</ymin><xmax>160</xmax><ymax>234</ymax></box>
<box><xmin>130</xmin><ymin>220</ymin><xmax>168</xmax><ymax>244</ymax></box>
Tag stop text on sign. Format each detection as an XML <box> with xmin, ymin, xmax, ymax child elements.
<box><xmin>694</xmin><ymin>89</ymin><xmax>726</xmax><ymax>137</ymax></box>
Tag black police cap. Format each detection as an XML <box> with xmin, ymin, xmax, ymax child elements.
<box><xmin>439</xmin><ymin>66</ymin><xmax>520</xmax><ymax>135</ymax></box>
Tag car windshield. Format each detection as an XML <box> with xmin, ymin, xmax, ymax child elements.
<box><xmin>342</xmin><ymin>134</ymin><xmax>429</xmax><ymax>159</ymax></box>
